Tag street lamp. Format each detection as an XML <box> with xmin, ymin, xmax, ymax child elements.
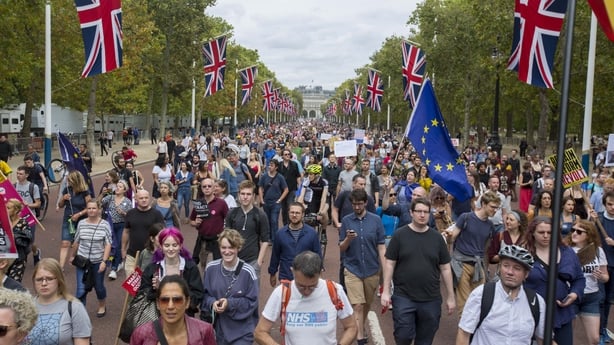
<box><xmin>488</xmin><ymin>45</ymin><xmax>502</xmax><ymax>158</ymax></box>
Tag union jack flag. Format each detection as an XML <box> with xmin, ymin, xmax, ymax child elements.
<box><xmin>351</xmin><ymin>83</ymin><xmax>365</xmax><ymax>115</ymax></box>
<box><xmin>506</xmin><ymin>0</ymin><xmax>567</xmax><ymax>88</ymax></box>
<box><xmin>74</xmin><ymin>0</ymin><xmax>123</xmax><ymax>78</ymax></box>
<box><xmin>274</xmin><ymin>89</ymin><xmax>282</xmax><ymax>111</ymax></box>
<box><xmin>366</xmin><ymin>69</ymin><xmax>384</xmax><ymax>112</ymax></box>
<box><xmin>343</xmin><ymin>89</ymin><xmax>352</xmax><ymax>115</ymax></box>
<box><xmin>262</xmin><ymin>81</ymin><xmax>274</xmax><ymax>112</ymax></box>
<box><xmin>240</xmin><ymin>66</ymin><xmax>258</xmax><ymax>106</ymax></box>
<box><xmin>401</xmin><ymin>40</ymin><xmax>426</xmax><ymax>108</ymax></box>
<box><xmin>202</xmin><ymin>35</ymin><xmax>227</xmax><ymax>97</ymax></box>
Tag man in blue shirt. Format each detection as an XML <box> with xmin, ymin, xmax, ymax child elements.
<box><xmin>339</xmin><ymin>189</ymin><xmax>386</xmax><ymax>345</ymax></box>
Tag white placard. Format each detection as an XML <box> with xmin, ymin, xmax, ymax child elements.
<box><xmin>320</xmin><ymin>133</ymin><xmax>332</xmax><ymax>140</ymax></box>
<box><xmin>451</xmin><ymin>138</ymin><xmax>460</xmax><ymax>147</ymax></box>
<box><xmin>354</xmin><ymin>128</ymin><xmax>365</xmax><ymax>140</ymax></box>
<box><xmin>334</xmin><ymin>140</ymin><xmax>357</xmax><ymax>157</ymax></box>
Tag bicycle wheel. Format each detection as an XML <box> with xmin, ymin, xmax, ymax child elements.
<box><xmin>37</xmin><ymin>192</ymin><xmax>49</xmax><ymax>221</ymax></box>
<box><xmin>111</xmin><ymin>151</ymin><xmax>122</xmax><ymax>169</ymax></box>
<box><xmin>319</xmin><ymin>225</ymin><xmax>327</xmax><ymax>261</ymax></box>
<box><xmin>47</xmin><ymin>159</ymin><xmax>66</xmax><ymax>183</ymax></box>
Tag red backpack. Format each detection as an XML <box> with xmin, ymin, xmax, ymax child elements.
<box><xmin>279</xmin><ymin>279</ymin><xmax>344</xmax><ymax>345</ymax></box>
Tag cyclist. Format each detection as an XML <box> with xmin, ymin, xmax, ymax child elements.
<box><xmin>23</xmin><ymin>155</ymin><xmax>48</xmax><ymax>211</ymax></box>
<box><xmin>297</xmin><ymin>164</ymin><xmax>329</xmax><ymax>227</ymax></box>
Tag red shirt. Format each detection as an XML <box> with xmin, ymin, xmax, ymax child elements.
<box><xmin>189</xmin><ymin>197</ymin><xmax>228</xmax><ymax>238</ymax></box>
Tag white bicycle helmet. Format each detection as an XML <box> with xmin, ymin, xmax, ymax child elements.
<box><xmin>498</xmin><ymin>244</ymin><xmax>534</xmax><ymax>269</ymax></box>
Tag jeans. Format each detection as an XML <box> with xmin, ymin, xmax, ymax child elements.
<box><xmin>263</xmin><ymin>202</ymin><xmax>281</xmax><ymax>242</ymax></box>
<box><xmin>176</xmin><ymin>187</ymin><xmax>192</xmax><ymax>218</ymax></box>
<box><xmin>600</xmin><ymin>266</ymin><xmax>614</xmax><ymax>331</ymax></box>
<box><xmin>280</xmin><ymin>190</ymin><xmax>295</xmax><ymax>225</ymax></box>
<box><xmin>391</xmin><ymin>294</ymin><xmax>442</xmax><ymax>345</ymax></box>
<box><xmin>76</xmin><ymin>262</ymin><xmax>106</xmax><ymax>305</ymax></box>
<box><xmin>110</xmin><ymin>222</ymin><xmax>124</xmax><ymax>271</ymax></box>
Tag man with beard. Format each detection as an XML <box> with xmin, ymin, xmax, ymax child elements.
<box><xmin>381</xmin><ymin>198</ymin><xmax>455</xmax><ymax>345</ymax></box>
<box><xmin>456</xmin><ymin>245</ymin><xmax>546</xmax><ymax>345</ymax></box>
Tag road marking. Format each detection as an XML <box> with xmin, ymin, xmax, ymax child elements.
<box><xmin>368</xmin><ymin>310</ymin><xmax>386</xmax><ymax>345</ymax></box>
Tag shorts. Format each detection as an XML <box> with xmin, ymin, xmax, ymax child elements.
<box><xmin>578</xmin><ymin>290</ymin><xmax>603</xmax><ymax>316</ymax></box>
<box><xmin>61</xmin><ymin>217</ymin><xmax>76</xmax><ymax>242</ymax></box>
<box><xmin>344</xmin><ymin>268</ymin><xmax>379</xmax><ymax>306</ymax></box>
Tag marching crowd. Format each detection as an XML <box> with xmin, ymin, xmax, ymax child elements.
<box><xmin>0</xmin><ymin>126</ymin><xmax>613</xmax><ymax>345</ymax></box>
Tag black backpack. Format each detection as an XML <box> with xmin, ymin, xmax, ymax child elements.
<box><xmin>471</xmin><ymin>282</ymin><xmax>540</xmax><ymax>342</ymax></box>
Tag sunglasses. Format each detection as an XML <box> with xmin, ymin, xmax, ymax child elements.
<box><xmin>0</xmin><ymin>325</ymin><xmax>17</xmax><ymax>337</ymax></box>
<box><xmin>389</xmin><ymin>193</ymin><xmax>397</xmax><ymax>197</ymax></box>
<box><xmin>572</xmin><ymin>228</ymin><xmax>587</xmax><ymax>235</ymax></box>
<box><xmin>158</xmin><ymin>296</ymin><xmax>186</xmax><ymax>306</ymax></box>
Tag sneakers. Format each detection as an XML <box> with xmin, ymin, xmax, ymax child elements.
<box><xmin>108</xmin><ymin>270</ymin><xmax>117</xmax><ymax>280</ymax></box>
<box><xmin>117</xmin><ymin>263</ymin><xmax>124</xmax><ymax>272</ymax></box>
<box><xmin>33</xmin><ymin>249</ymin><xmax>41</xmax><ymax>266</ymax></box>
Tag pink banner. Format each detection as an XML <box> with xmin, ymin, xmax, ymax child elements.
<box><xmin>0</xmin><ymin>180</ymin><xmax>38</xmax><ymax>228</ymax></box>
<box><xmin>0</xmin><ymin>190</ymin><xmax>18</xmax><ymax>258</ymax></box>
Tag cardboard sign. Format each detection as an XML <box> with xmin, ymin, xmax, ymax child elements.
<box><xmin>547</xmin><ymin>148</ymin><xmax>589</xmax><ymax>188</ymax></box>
<box><xmin>122</xmin><ymin>266</ymin><xmax>143</xmax><ymax>297</ymax></box>
<box><xmin>334</xmin><ymin>140</ymin><xmax>358</xmax><ymax>157</ymax></box>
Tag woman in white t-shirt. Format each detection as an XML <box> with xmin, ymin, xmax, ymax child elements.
<box><xmin>152</xmin><ymin>156</ymin><xmax>173</xmax><ymax>198</ymax></box>
<box><xmin>566</xmin><ymin>219</ymin><xmax>609</xmax><ymax>345</ymax></box>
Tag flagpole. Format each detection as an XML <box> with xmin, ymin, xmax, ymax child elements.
<box><xmin>544</xmin><ymin>1</ymin><xmax>577</xmax><ymax>344</ymax></box>
<box><xmin>191</xmin><ymin>60</ymin><xmax>196</xmax><ymax>130</ymax></box>
<box><xmin>233</xmin><ymin>59</ymin><xmax>238</xmax><ymax>133</ymax></box>
<box><xmin>582</xmin><ymin>12</ymin><xmax>597</xmax><ymax>173</ymax></box>
<box><xmin>387</xmin><ymin>75</ymin><xmax>391</xmax><ymax>131</ymax></box>
<box><xmin>44</xmin><ymin>0</ymin><xmax>52</xmax><ymax>169</ymax></box>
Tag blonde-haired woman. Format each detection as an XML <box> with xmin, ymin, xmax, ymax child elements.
<box><xmin>218</xmin><ymin>156</ymin><xmax>237</xmax><ymax>197</ymax></box>
<box><xmin>29</xmin><ymin>258</ymin><xmax>92</xmax><ymax>345</ymax></box>
<box><xmin>58</xmin><ymin>170</ymin><xmax>92</xmax><ymax>270</ymax></box>
<box><xmin>6</xmin><ymin>199</ymin><xmax>32</xmax><ymax>282</ymax></box>
<box><xmin>101</xmin><ymin>180</ymin><xmax>132</xmax><ymax>280</ymax></box>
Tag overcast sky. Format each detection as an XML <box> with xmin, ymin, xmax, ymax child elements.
<box><xmin>207</xmin><ymin>0</ymin><xmax>420</xmax><ymax>91</ymax></box>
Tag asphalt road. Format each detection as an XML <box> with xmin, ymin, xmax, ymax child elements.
<box><xmin>20</xmin><ymin>160</ymin><xmax>611</xmax><ymax>344</ymax></box>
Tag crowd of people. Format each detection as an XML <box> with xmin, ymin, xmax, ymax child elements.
<box><xmin>0</xmin><ymin>124</ymin><xmax>614</xmax><ymax>345</ymax></box>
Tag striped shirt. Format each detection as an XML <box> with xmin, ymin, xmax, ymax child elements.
<box><xmin>75</xmin><ymin>219</ymin><xmax>112</xmax><ymax>263</ymax></box>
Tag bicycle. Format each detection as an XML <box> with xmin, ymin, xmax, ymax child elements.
<box><xmin>36</xmin><ymin>191</ymin><xmax>49</xmax><ymax>221</ymax></box>
<box><xmin>46</xmin><ymin>159</ymin><xmax>66</xmax><ymax>184</ymax></box>
<box><xmin>304</xmin><ymin>213</ymin><xmax>328</xmax><ymax>261</ymax></box>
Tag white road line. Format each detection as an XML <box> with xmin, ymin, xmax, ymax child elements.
<box><xmin>368</xmin><ymin>310</ymin><xmax>386</xmax><ymax>345</ymax></box>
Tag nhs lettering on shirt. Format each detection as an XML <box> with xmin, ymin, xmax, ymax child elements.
<box><xmin>286</xmin><ymin>311</ymin><xmax>329</xmax><ymax>326</ymax></box>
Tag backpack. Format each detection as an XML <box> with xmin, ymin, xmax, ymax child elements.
<box><xmin>471</xmin><ymin>281</ymin><xmax>539</xmax><ymax>342</ymax></box>
<box><xmin>279</xmin><ymin>279</ymin><xmax>343</xmax><ymax>345</ymax></box>
<box><xmin>68</xmin><ymin>301</ymin><xmax>94</xmax><ymax>345</ymax></box>
<box><xmin>14</xmin><ymin>182</ymin><xmax>37</xmax><ymax>209</ymax></box>
<box><xmin>35</xmin><ymin>162</ymin><xmax>49</xmax><ymax>180</ymax></box>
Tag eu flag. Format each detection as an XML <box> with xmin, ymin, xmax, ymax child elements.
<box><xmin>58</xmin><ymin>132</ymin><xmax>96</xmax><ymax>197</ymax></box>
<box><xmin>405</xmin><ymin>79</ymin><xmax>473</xmax><ymax>202</ymax></box>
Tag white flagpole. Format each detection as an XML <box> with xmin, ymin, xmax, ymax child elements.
<box><xmin>191</xmin><ymin>60</ymin><xmax>196</xmax><ymax>130</ymax></box>
<box><xmin>387</xmin><ymin>75</ymin><xmax>391</xmax><ymax>131</ymax></box>
<box><xmin>582</xmin><ymin>12</ymin><xmax>597</xmax><ymax>173</ymax></box>
<box><xmin>233</xmin><ymin>59</ymin><xmax>238</xmax><ymax>129</ymax></box>
<box><xmin>44</xmin><ymin>0</ymin><xmax>52</xmax><ymax>168</ymax></box>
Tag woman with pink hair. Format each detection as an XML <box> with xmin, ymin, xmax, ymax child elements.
<box><xmin>137</xmin><ymin>227</ymin><xmax>204</xmax><ymax>316</ymax></box>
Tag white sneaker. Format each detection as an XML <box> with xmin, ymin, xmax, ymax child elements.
<box><xmin>108</xmin><ymin>270</ymin><xmax>117</xmax><ymax>280</ymax></box>
<box><xmin>117</xmin><ymin>263</ymin><xmax>124</xmax><ymax>272</ymax></box>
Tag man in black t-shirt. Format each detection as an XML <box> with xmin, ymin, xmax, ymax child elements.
<box><xmin>278</xmin><ymin>148</ymin><xmax>302</xmax><ymax>224</ymax></box>
<box><xmin>122</xmin><ymin>190</ymin><xmax>164</xmax><ymax>276</ymax></box>
<box><xmin>381</xmin><ymin>198</ymin><xmax>455</xmax><ymax>345</ymax></box>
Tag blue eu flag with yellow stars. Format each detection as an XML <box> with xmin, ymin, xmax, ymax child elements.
<box><xmin>58</xmin><ymin>132</ymin><xmax>96</xmax><ymax>197</ymax></box>
<box><xmin>405</xmin><ymin>79</ymin><xmax>473</xmax><ymax>202</ymax></box>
